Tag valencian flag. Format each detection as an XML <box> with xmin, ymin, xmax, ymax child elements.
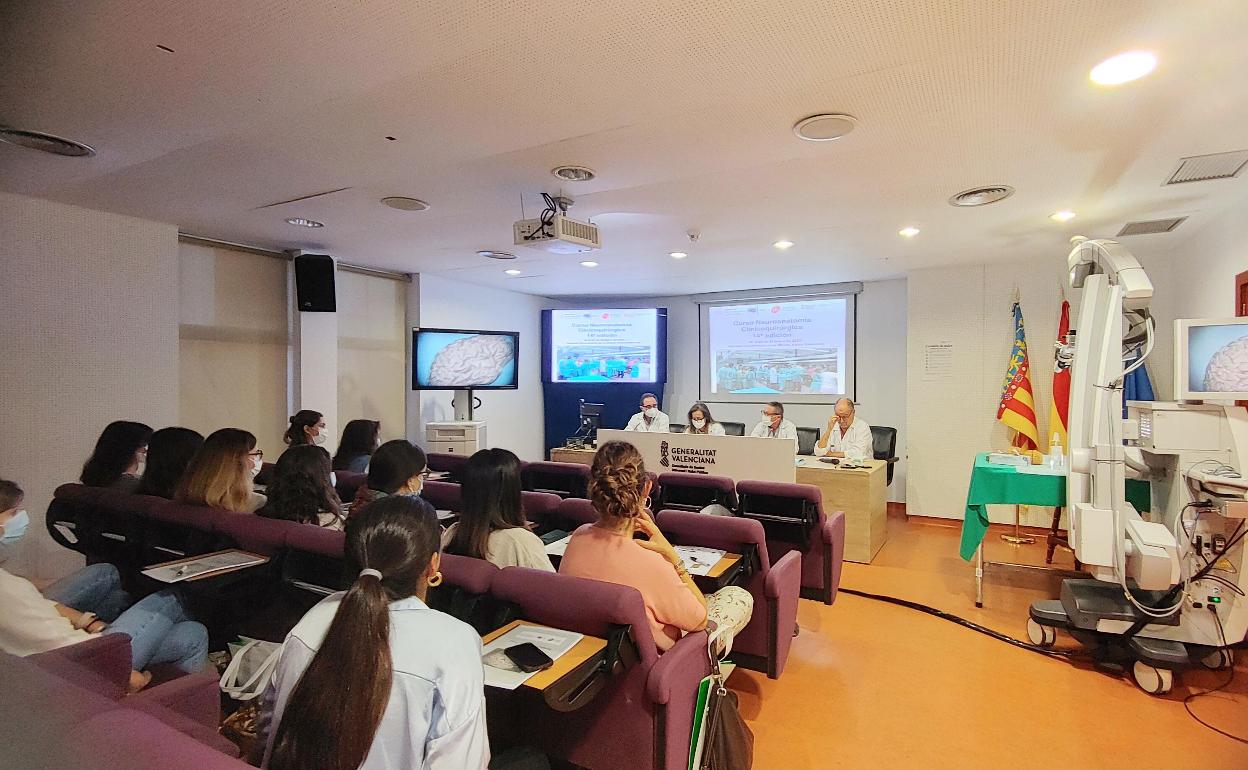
<box><xmin>997</xmin><ymin>300</ymin><xmax>1040</xmax><ymax>449</ymax></box>
<box><xmin>1049</xmin><ymin>298</ymin><xmax>1071</xmax><ymax>451</ymax></box>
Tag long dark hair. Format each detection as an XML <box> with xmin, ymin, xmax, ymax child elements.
<box><xmin>445</xmin><ymin>448</ymin><xmax>526</xmax><ymax>560</ymax></box>
<box><xmin>333</xmin><ymin>419</ymin><xmax>380</xmax><ymax>470</ymax></box>
<box><xmin>685</xmin><ymin>402</ymin><xmax>717</xmax><ymax>433</ymax></box>
<box><xmin>366</xmin><ymin>440</ymin><xmax>427</xmax><ymax>494</ymax></box>
<box><xmin>268</xmin><ymin>496</ymin><xmax>441</xmax><ymax>770</ymax></box>
<box><xmin>284</xmin><ymin>410</ymin><xmax>323</xmax><ymax>446</ymax></box>
<box><xmin>259</xmin><ymin>446</ymin><xmax>342</xmax><ymax>526</ymax></box>
<box><xmin>137</xmin><ymin>427</ymin><xmax>204</xmax><ymax>498</ymax></box>
<box><xmin>81</xmin><ymin>421</ymin><xmax>152</xmax><ymax>487</ymax></box>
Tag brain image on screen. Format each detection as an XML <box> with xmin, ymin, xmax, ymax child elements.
<box><xmin>1204</xmin><ymin>336</ymin><xmax>1248</xmax><ymax>392</ymax></box>
<box><xmin>429</xmin><ymin>334</ymin><xmax>514</xmax><ymax>387</ymax></box>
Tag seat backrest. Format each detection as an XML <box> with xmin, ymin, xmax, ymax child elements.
<box><xmin>143</xmin><ymin>501</ymin><xmax>230</xmax><ymax>562</ymax></box>
<box><xmin>795</xmin><ymin>426</ymin><xmax>820</xmax><ymax>456</ymax></box>
<box><xmin>555</xmin><ymin>497</ymin><xmax>599</xmax><ymax>530</ymax></box>
<box><xmin>421</xmin><ymin>480</ymin><xmax>463</xmax><ymax>512</ymax></box>
<box><xmin>654</xmin><ymin>509</ymin><xmax>769</xmax><ymax>569</ymax></box>
<box><xmin>428</xmin><ymin>554</ymin><xmax>512</xmax><ymax>635</ymax></box>
<box><xmin>870</xmin><ymin>425</ymin><xmax>897</xmax><ymax>460</ymax></box>
<box><xmin>522</xmin><ymin>461</ymin><xmax>590</xmax><ymax>499</ymax></box>
<box><xmin>215</xmin><ymin>512</ymin><xmax>299</xmax><ymax>557</ymax></box>
<box><xmin>735</xmin><ymin>480</ymin><xmax>823</xmax><ymax>547</ymax></box>
<box><xmin>720</xmin><ymin>421</ymin><xmax>746</xmax><ymax>436</ymax></box>
<box><xmin>334</xmin><ymin>471</ymin><xmax>367</xmax><ymax>503</ymax></box>
<box><xmin>254</xmin><ymin>462</ymin><xmax>276</xmax><ymax>487</ymax></box>
<box><xmin>656</xmin><ymin>472</ymin><xmax>737</xmax><ymax>511</ymax></box>
<box><xmin>520</xmin><ymin>491</ymin><xmax>563</xmax><ymax>533</ymax></box>
<box><xmin>426</xmin><ymin>452</ymin><xmax>469</xmax><ymax>481</ymax></box>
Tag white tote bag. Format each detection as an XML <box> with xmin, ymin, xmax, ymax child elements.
<box><xmin>220</xmin><ymin>638</ymin><xmax>282</xmax><ymax>701</ymax></box>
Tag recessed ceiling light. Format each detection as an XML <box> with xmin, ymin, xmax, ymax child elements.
<box><xmin>669</xmin><ymin>251</ymin><xmax>688</xmax><ymax>259</ymax></box>
<box><xmin>504</xmin><ymin>269</ymin><xmax>522</xmax><ymax>276</ymax></box>
<box><xmin>1090</xmin><ymin>51</ymin><xmax>1157</xmax><ymax>86</ymax></box>
<box><xmin>1050</xmin><ymin>210</ymin><xmax>1077</xmax><ymax>223</ymax></box>
<box><xmin>580</xmin><ymin>260</ymin><xmax>599</xmax><ymax>268</ymax></box>
<box><xmin>381</xmin><ymin>196</ymin><xmax>429</xmax><ymax>211</ymax></box>
<box><xmin>478</xmin><ymin>250</ymin><xmax>516</xmax><ymax>260</ymax></box>
<box><xmin>773</xmin><ymin>240</ymin><xmax>794</xmax><ymax>250</ymax></box>
<box><xmin>0</xmin><ymin>127</ymin><xmax>96</xmax><ymax>157</ymax></box>
<box><xmin>793</xmin><ymin>114</ymin><xmax>858</xmax><ymax>142</ymax></box>
<box><xmin>285</xmin><ymin>217</ymin><xmax>324</xmax><ymax>228</ymax></box>
<box><xmin>898</xmin><ymin>227</ymin><xmax>920</xmax><ymax>238</ymax></box>
<box><xmin>552</xmin><ymin>165</ymin><xmax>596</xmax><ymax>182</ymax></box>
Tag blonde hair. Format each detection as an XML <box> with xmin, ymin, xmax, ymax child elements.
<box><xmin>589</xmin><ymin>441</ymin><xmax>648</xmax><ymax>522</ymax></box>
<box><xmin>176</xmin><ymin>428</ymin><xmax>257</xmax><ymax>513</ymax></box>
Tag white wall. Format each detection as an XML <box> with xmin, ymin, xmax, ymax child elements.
<box><xmin>414</xmin><ymin>274</ymin><xmax>548</xmax><ymax>461</ymax></box>
<box><xmin>549</xmin><ymin>280</ymin><xmax>909</xmax><ymax>501</ymax></box>
<box><xmin>1165</xmin><ymin>203</ymin><xmax>1248</xmax><ymax>320</ymax></box>
<box><xmin>0</xmin><ymin>193</ymin><xmax>179</xmax><ymax>579</ymax></box>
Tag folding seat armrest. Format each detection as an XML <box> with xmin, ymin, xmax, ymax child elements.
<box><xmin>131</xmin><ymin>669</ymin><xmax>222</xmax><ymax>730</ymax></box>
<box><xmin>823</xmin><ymin>510</ymin><xmax>846</xmax><ymax>545</ymax></box>
<box><xmin>129</xmin><ymin>697</ymin><xmax>241</xmax><ymax>757</ymax></box>
<box><xmin>646</xmin><ymin>630</ymin><xmax>712</xmax><ymax>705</ymax></box>
<box><xmin>764</xmin><ymin>550</ymin><xmax>802</xmax><ymax>599</ymax></box>
<box><xmin>30</xmin><ymin>633</ymin><xmax>132</xmax><ymax>696</ymax></box>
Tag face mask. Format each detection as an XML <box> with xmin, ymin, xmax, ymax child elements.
<box><xmin>2</xmin><ymin>510</ymin><xmax>30</xmax><ymax>544</ymax></box>
<box><xmin>312</xmin><ymin>430</ymin><xmax>327</xmax><ymax>446</ymax></box>
<box><xmin>692</xmin><ymin>419</ymin><xmax>706</xmax><ymax>430</ymax></box>
<box><xmin>329</xmin><ymin>471</ymin><xmax>338</xmax><ymax>489</ymax></box>
<box><xmin>643</xmin><ymin>407</ymin><xmax>658</xmax><ymax>419</ymax></box>
<box><xmin>251</xmin><ymin>457</ymin><xmax>263</xmax><ymax>478</ymax></box>
<box><xmin>133</xmin><ymin>456</ymin><xmax>146</xmax><ymax>477</ymax></box>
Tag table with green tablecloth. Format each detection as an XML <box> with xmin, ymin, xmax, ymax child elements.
<box><xmin>959</xmin><ymin>452</ymin><xmax>1149</xmax><ymax>606</ymax></box>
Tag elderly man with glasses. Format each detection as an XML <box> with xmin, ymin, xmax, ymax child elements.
<box><xmin>814</xmin><ymin>398</ymin><xmax>873</xmax><ymax>461</ymax></box>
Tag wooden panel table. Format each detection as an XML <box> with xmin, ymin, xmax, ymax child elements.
<box><xmin>549</xmin><ymin>447</ymin><xmax>596</xmax><ymax>465</ymax></box>
<box><xmin>795</xmin><ymin>458</ymin><xmax>888</xmax><ymax>564</ymax></box>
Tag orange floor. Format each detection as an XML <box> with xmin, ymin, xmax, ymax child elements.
<box><xmin>729</xmin><ymin>512</ymin><xmax>1248</xmax><ymax>769</ymax></box>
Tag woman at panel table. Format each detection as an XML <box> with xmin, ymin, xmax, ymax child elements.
<box><xmin>442</xmin><ymin>448</ymin><xmax>554</xmax><ymax>571</ymax></box>
<box><xmin>333</xmin><ymin>419</ymin><xmax>381</xmax><ymax>473</ymax></box>
<box><xmin>813</xmin><ymin>397</ymin><xmax>873</xmax><ymax>461</ymax></box>
<box><xmin>682</xmin><ymin>402</ymin><xmax>725</xmax><ymax>436</ymax></box>
<box><xmin>80</xmin><ymin>420</ymin><xmax>153</xmax><ymax>493</ymax></box>
<box><xmin>175</xmin><ymin>428</ymin><xmax>267</xmax><ymax>513</ymax></box>
<box><xmin>259</xmin><ymin>445</ymin><xmax>345</xmax><ymax>530</ymax></box>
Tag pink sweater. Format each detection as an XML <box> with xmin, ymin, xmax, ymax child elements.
<box><xmin>558</xmin><ymin>524</ymin><xmax>706</xmax><ymax>651</ymax></box>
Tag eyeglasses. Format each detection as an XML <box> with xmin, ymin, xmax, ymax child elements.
<box><xmin>761</xmin><ymin>411</ymin><xmax>780</xmax><ymax>417</ymax></box>
<box><xmin>247</xmin><ymin>450</ymin><xmax>264</xmax><ymax>460</ymax></box>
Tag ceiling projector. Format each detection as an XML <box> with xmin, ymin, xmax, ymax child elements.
<box><xmin>513</xmin><ymin>214</ymin><xmax>602</xmax><ymax>254</ymax></box>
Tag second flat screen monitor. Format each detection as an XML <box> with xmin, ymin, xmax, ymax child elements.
<box><xmin>548</xmin><ymin>308</ymin><xmax>661</xmax><ymax>384</ymax></box>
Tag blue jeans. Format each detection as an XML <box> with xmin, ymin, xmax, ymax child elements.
<box><xmin>43</xmin><ymin>563</ymin><xmax>131</xmax><ymax>622</ymax></box>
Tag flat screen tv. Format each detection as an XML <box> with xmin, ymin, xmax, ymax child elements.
<box><xmin>542</xmin><ymin>308</ymin><xmax>667</xmax><ymax>384</ymax></box>
<box><xmin>411</xmin><ymin>327</ymin><xmax>519</xmax><ymax>390</ymax></box>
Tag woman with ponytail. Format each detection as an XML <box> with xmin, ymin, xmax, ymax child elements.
<box><xmin>559</xmin><ymin>441</ymin><xmax>753</xmax><ymax>652</ymax></box>
<box><xmin>262</xmin><ymin>495</ymin><xmax>488</xmax><ymax>770</ymax></box>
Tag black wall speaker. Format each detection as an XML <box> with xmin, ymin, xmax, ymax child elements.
<box><xmin>294</xmin><ymin>254</ymin><xmax>337</xmax><ymax>312</ymax></box>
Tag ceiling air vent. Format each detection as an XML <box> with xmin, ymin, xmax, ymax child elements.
<box><xmin>1117</xmin><ymin>217</ymin><xmax>1186</xmax><ymax>237</ymax></box>
<box><xmin>0</xmin><ymin>128</ymin><xmax>96</xmax><ymax>157</ymax></box>
<box><xmin>1165</xmin><ymin>151</ymin><xmax>1248</xmax><ymax>185</ymax></box>
<box><xmin>948</xmin><ymin>185</ymin><xmax>1015</xmax><ymax>207</ymax></box>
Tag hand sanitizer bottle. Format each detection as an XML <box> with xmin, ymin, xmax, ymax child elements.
<box><xmin>1049</xmin><ymin>434</ymin><xmax>1065</xmax><ymax>471</ymax></box>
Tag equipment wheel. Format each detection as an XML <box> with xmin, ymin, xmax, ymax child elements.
<box><xmin>1132</xmin><ymin>661</ymin><xmax>1173</xmax><ymax>695</ymax></box>
<box><xmin>1200</xmin><ymin>648</ymin><xmax>1233</xmax><ymax>671</ymax></box>
<box><xmin>1026</xmin><ymin>618</ymin><xmax>1056</xmax><ymax>648</ymax></box>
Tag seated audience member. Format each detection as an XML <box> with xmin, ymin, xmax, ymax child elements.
<box><xmin>750</xmin><ymin>401</ymin><xmax>798</xmax><ymax>441</ymax></box>
<box><xmin>624</xmin><ymin>392</ymin><xmax>670</xmax><ymax>433</ymax></box>
<box><xmin>443</xmin><ymin>449</ymin><xmax>554</xmax><ymax>571</ymax></box>
<box><xmin>683</xmin><ymin>402</ymin><xmax>726</xmax><ymax>436</ymax></box>
<box><xmin>80</xmin><ymin>420</ymin><xmax>153</xmax><ymax>493</ymax></box>
<box><xmin>285</xmin><ymin>409</ymin><xmax>327</xmax><ymax>448</ymax></box>
<box><xmin>0</xmin><ymin>480</ymin><xmax>207</xmax><ymax>691</ymax></box>
<box><xmin>258</xmin><ymin>446</ymin><xmax>344</xmax><ymax>530</ymax></box>
<box><xmin>136</xmin><ymin>426</ymin><xmax>205</xmax><ymax>498</ymax></box>
<box><xmin>176</xmin><ymin>428</ymin><xmax>267</xmax><ymax>513</ymax></box>
<box><xmin>814</xmin><ymin>397</ymin><xmax>873</xmax><ymax>460</ymax></box>
<box><xmin>350</xmin><ymin>439</ymin><xmax>433</xmax><ymax>518</ymax></box>
<box><xmin>261</xmin><ymin>496</ymin><xmax>488</xmax><ymax>770</ymax></box>
<box><xmin>558</xmin><ymin>442</ymin><xmax>753</xmax><ymax>651</ymax></box>
<box><xmin>333</xmin><ymin>419</ymin><xmax>380</xmax><ymax>473</ymax></box>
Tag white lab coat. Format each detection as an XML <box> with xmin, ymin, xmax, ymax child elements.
<box><xmin>750</xmin><ymin>418</ymin><xmax>797</xmax><ymax>440</ymax></box>
<box><xmin>625</xmin><ymin>411</ymin><xmax>671</xmax><ymax>432</ymax></box>
<box><xmin>262</xmin><ymin>594</ymin><xmax>489</xmax><ymax>770</ymax></box>
<box><xmin>814</xmin><ymin>419</ymin><xmax>873</xmax><ymax>460</ymax></box>
<box><xmin>685</xmin><ymin>422</ymin><xmax>727</xmax><ymax>436</ymax></box>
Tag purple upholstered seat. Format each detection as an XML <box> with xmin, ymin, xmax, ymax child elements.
<box><xmin>519</xmin><ymin>490</ymin><xmax>563</xmax><ymax>533</ymax></box>
<box><xmin>440</xmin><ymin>552</ymin><xmax>498</xmax><ymax>595</ymax></box>
<box><xmin>421</xmin><ymin>479</ymin><xmax>463</xmax><ymax>512</ymax></box>
<box><xmin>735</xmin><ymin>479</ymin><xmax>844</xmax><ymax>605</ymax></box>
<box><xmin>426</xmin><ymin>451</ymin><xmax>469</xmax><ymax>481</ymax></box>
<box><xmin>214</xmin><ymin>511</ymin><xmax>298</xmax><ymax>557</ymax></box>
<box><xmin>522</xmin><ymin>461</ymin><xmax>591</xmax><ymax>499</ymax></box>
<box><xmin>655</xmin><ymin>471</ymin><xmax>738</xmax><ymax>511</ymax></box>
<box><xmin>333</xmin><ymin>470</ymin><xmax>367</xmax><ymax>503</ymax></box>
<box><xmin>489</xmin><ymin>567</ymin><xmax>711</xmax><ymax>770</ymax></box>
<box><xmin>141</xmin><ymin>500</ymin><xmax>230</xmax><ymax>564</ymax></box>
<box><xmin>554</xmin><ymin>497</ymin><xmax>599</xmax><ymax>530</ymax></box>
<box><xmin>655</xmin><ymin>509</ymin><xmax>800</xmax><ymax>678</ymax></box>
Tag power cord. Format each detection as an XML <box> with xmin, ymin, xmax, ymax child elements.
<box><xmin>1183</xmin><ymin>608</ymin><xmax>1247</xmax><ymax>744</ymax></box>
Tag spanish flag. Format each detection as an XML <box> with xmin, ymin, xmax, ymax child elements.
<box><xmin>997</xmin><ymin>301</ymin><xmax>1040</xmax><ymax>450</ymax></box>
<box><xmin>1049</xmin><ymin>299</ymin><xmax>1071</xmax><ymax>451</ymax></box>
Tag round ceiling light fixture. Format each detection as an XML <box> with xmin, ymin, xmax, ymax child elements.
<box><xmin>792</xmin><ymin>113</ymin><xmax>858</xmax><ymax>142</ymax></box>
<box><xmin>478</xmin><ymin>250</ymin><xmax>517</xmax><ymax>260</ymax></box>
<box><xmin>552</xmin><ymin>165</ymin><xmax>596</xmax><ymax>182</ymax></box>
<box><xmin>381</xmin><ymin>196</ymin><xmax>430</xmax><ymax>211</ymax></box>
<box><xmin>1090</xmin><ymin>51</ymin><xmax>1157</xmax><ymax>86</ymax></box>
<box><xmin>285</xmin><ymin>217</ymin><xmax>324</xmax><ymax>228</ymax></box>
<box><xmin>898</xmin><ymin>227</ymin><xmax>920</xmax><ymax>238</ymax></box>
<box><xmin>948</xmin><ymin>185</ymin><xmax>1015</xmax><ymax>207</ymax></box>
<box><xmin>669</xmin><ymin>251</ymin><xmax>688</xmax><ymax>259</ymax></box>
<box><xmin>504</xmin><ymin>268</ymin><xmax>522</xmax><ymax>276</ymax></box>
<box><xmin>580</xmin><ymin>260</ymin><xmax>599</xmax><ymax>268</ymax></box>
<box><xmin>773</xmin><ymin>240</ymin><xmax>795</xmax><ymax>250</ymax></box>
<box><xmin>1050</xmin><ymin>210</ymin><xmax>1077</xmax><ymax>223</ymax></box>
<box><xmin>0</xmin><ymin>127</ymin><xmax>96</xmax><ymax>157</ymax></box>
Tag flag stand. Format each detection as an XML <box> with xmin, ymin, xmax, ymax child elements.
<box><xmin>1000</xmin><ymin>504</ymin><xmax>1035</xmax><ymax>545</ymax></box>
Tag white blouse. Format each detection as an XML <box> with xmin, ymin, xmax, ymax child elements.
<box><xmin>262</xmin><ymin>594</ymin><xmax>489</xmax><ymax>770</ymax></box>
<box><xmin>441</xmin><ymin>525</ymin><xmax>555</xmax><ymax>572</ymax></box>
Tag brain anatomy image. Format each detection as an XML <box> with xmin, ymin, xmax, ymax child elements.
<box><xmin>1204</xmin><ymin>336</ymin><xmax>1248</xmax><ymax>392</ymax></box>
<box><xmin>429</xmin><ymin>334</ymin><xmax>514</xmax><ymax>386</ymax></box>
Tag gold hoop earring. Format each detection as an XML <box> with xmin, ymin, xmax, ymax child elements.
<box><xmin>427</xmin><ymin>571</ymin><xmax>443</xmax><ymax>587</ymax></box>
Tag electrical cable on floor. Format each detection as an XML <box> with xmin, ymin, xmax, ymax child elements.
<box><xmin>1182</xmin><ymin>610</ymin><xmax>1248</xmax><ymax>744</ymax></box>
<box><xmin>837</xmin><ymin>587</ymin><xmax>1085</xmax><ymax>659</ymax></box>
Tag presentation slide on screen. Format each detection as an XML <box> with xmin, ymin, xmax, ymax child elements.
<box><xmin>550</xmin><ymin>309</ymin><xmax>658</xmax><ymax>383</ymax></box>
<box><xmin>706</xmin><ymin>297</ymin><xmax>850</xmax><ymax>397</ymax></box>
<box><xmin>1187</xmin><ymin>323</ymin><xmax>1248</xmax><ymax>393</ymax></box>
<box><xmin>415</xmin><ymin>331</ymin><xmax>517</xmax><ymax>388</ymax></box>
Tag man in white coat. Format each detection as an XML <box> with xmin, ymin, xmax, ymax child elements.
<box><xmin>624</xmin><ymin>392</ymin><xmax>670</xmax><ymax>432</ymax></box>
<box><xmin>814</xmin><ymin>398</ymin><xmax>873</xmax><ymax>460</ymax></box>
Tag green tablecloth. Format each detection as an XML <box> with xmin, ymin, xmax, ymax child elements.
<box><xmin>958</xmin><ymin>452</ymin><xmax>1149</xmax><ymax>560</ymax></box>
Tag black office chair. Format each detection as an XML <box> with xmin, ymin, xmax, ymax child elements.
<box><xmin>721</xmin><ymin>421</ymin><xmax>746</xmax><ymax>436</ymax></box>
<box><xmin>669</xmin><ymin>423</ymin><xmax>686</xmax><ymax>433</ymax></box>
<box><xmin>870</xmin><ymin>425</ymin><xmax>900</xmax><ymax>486</ymax></box>
<box><xmin>795</xmin><ymin>426</ymin><xmax>820</xmax><ymax>456</ymax></box>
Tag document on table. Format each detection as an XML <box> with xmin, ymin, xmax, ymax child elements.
<box><xmin>544</xmin><ymin>534</ymin><xmax>573</xmax><ymax>557</ymax></box>
<box><xmin>142</xmin><ymin>550</ymin><xmax>268</xmax><ymax>583</ymax></box>
<box><xmin>1016</xmin><ymin>465</ymin><xmax>1067</xmax><ymax>476</ymax></box>
<box><xmin>675</xmin><ymin>546</ymin><xmax>726</xmax><ymax>576</ymax></box>
<box><xmin>482</xmin><ymin>624</ymin><xmax>583</xmax><ymax>690</ymax></box>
